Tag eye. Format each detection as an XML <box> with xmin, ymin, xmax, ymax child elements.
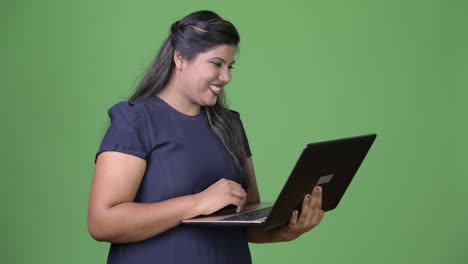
<box><xmin>211</xmin><ymin>62</ymin><xmax>222</xmax><ymax>68</ymax></box>
<box><xmin>210</xmin><ymin>61</ymin><xmax>234</xmax><ymax>70</ymax></box>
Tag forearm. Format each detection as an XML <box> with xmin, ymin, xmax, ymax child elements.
<box><xmin>88</xmin><ymin>194</ymin><xmax>201</xmax><ymax>243</ymax></box>
<box><xmin>247</xmin><ymin>226</ymin><xmax>293</xmax><ymax>243</ymax></box>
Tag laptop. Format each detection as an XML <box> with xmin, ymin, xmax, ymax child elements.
<box><xmin>182</xmin><ymin>133</ymin><xmax>377</xmax><ymax>230</ymax></box>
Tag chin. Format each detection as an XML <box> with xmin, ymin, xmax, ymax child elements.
<box><xmin>202</xmin><ymin>98</ymin><xmax>218</xmax><ymax>107</ymax></box>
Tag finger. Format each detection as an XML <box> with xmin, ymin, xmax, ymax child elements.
<box><xmin>310</xmin><ymin>209</ymin><xmax>324</xmax><ymax>227</ymax></box>
<box><xmin>299</xmin><ymin>194</ymin><xmax>311</xmax><ymax>222</ymax></box>
<box><xmin>229</xmin><ymin>196</ymin><xmax>244</xmax><ymax>209</ymax></box>
<box><xmin>305</xmin><ymin>186</ymin><xmax>322</xmax><ymax>225</ymax></box>
<box><xmin>226</xmin><ymin>180</ymin><xmax>245</xmax><ymax>195</ymax></box>
<box><xmin>236</xmin><ymin>196</ymin><xmax>247</xmax><ymax>213</ymax></box>
<box><xmin>312</xmin><ymin>186</ymin><xmax>322</xmax><ymax>210</ymax></box>
<box><xmin>219</xmin><ymin>179</ymin><xmax>243</xmax><ymax>192</ymax></box>
<box><xmin>230</xmin><ymin>188</ymin><xmax>247</xmax><ymax>199</ymax></box>
<box><xmin>289</xmin><ymin>210</ymin><xmax>298</xmax><ymax>227</ymax></box>
<box><xmin>309</xmin><ymin>186</ymin><xmax>322</xmax><ymax>208</ymax></box>
<box><xmin>227</xmin><ymin>180</ymin><xmax>244</xmax><ymax>189</ymax></box>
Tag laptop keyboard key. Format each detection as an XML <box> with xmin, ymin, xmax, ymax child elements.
<box><xmin>221</xmin><ymin>207</ymin><xmax>272</xmax><ymax>221</ymax></box>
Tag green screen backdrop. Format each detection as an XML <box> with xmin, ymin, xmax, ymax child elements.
<box><xmin>1</xmin><ymin>0</ymin><xmax>467</xmax><ymax>263</ymax></box>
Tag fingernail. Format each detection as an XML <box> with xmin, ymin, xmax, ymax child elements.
<box><xmin>315</xmin><ymin>186</ymin><xmax>322</xmax><ymax>192</ymax></box>
<box><xmin>306</xmin><ymin>194</ymin><xmax>310</xmax><ymax>200</ymax></box>
<box><xmin>294</xmin><ymin>210</ymin><xmax>298</xmax><ymax>215</ymax></box>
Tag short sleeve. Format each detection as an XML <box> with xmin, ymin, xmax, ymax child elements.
<box><xmin>232</xmin><ymin>111</ymin><xmax>252</xmax><ymax>158</ymax></box>
<box><xmin>96</xmin><ymin>102</ymin><xmax>150</xmax><ymax>161</ymax></box>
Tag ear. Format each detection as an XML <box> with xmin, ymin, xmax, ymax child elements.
<box><xmin>173</xmin><ymin>50</ymin><xmax>185</xmax><ymax>70</ymax></box>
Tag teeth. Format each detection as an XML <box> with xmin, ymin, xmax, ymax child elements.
<box><xmin>209</xmin><ymin>84</ymin><xmax>221</xmax><ymax>93</ymax></box>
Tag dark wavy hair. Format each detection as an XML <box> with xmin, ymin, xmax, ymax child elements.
<box><xmin>129</xmin><ymin>10</ymin><xmax>248</xmax><ymax>186</ymax></box>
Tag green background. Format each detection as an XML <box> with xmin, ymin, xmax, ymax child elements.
<box><xmin>1</xmin><ymin>0</ymin><xmax>467</xmax><ymax>263</ymax></box>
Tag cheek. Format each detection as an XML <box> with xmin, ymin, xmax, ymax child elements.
<box><xmin>201</xmin><ymin>66</ymin><xmax>218</xmax><ymax>81</ymax></box>
<box><xmin>185</xmin><ymin>65</ymin><xmax>218</xmax><ymax>90</ymax></box>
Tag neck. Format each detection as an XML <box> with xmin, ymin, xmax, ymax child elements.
<box><xmin>158</xmin><ymin>78</ymin><xmax>201</xmax><ymax>116</ymax></box>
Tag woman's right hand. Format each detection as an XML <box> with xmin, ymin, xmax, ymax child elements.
<box><xmin>196</xmin><ymin>178</ymin><xmax>247</xmax><ymax>215</ymax></box>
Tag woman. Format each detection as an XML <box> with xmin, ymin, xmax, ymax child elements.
<box><xmin>88</xmin><ymin>10</ymin><xmax>324</xmax><ymax>263</ymax></box>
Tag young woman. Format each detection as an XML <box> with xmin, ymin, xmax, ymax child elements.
<box><xmin>88</xmin><ymin>10</ymin><xmax>324</xmax><ymax>264</ymax></box>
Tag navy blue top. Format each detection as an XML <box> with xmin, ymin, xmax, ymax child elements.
<box><xmin>96</xmin><ymin>96</ymin><xmax>252</xmax><ymax>264</ymax></box>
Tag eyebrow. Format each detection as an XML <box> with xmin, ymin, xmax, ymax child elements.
<box><xmin>211</xmin><ymin>57</ymin><xmax>236</xmax><ymax>65</ymax></box>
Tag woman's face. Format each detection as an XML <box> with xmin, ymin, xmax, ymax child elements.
<box><xmin>178</xmin><ymin>44</ymin><xmax>236</xmax><ymax>107</ymax></box>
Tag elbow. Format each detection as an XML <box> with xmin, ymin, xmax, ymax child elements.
<box><xmin>88</xmin><ymin>203</ymin><xmax>129</xmax><ymax>243</ymax></box>
<box><xmin>87</xmin><ymin>212</ymin><xmax>117</xmax><ymax>242</ymax></box>
<box><xmin>88</xmin><ymin>228</ymin><xmax>106</xmax><ymax>242</ymax></box>
<box><xmin>88</xmin><ymin>219</ymin><xmax>109</xmax><ymax>242</ymax></box>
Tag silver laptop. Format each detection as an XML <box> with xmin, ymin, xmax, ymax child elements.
<box><xmin>182</xmin><ymin>134</ymin><xmax>377</xmax><ymax>230</ymax></box>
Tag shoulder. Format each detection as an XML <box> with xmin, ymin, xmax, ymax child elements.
<box><xmin>106</xmin><ymin>99</ymin><xmax>155</xmax><ymax>128</ymax></box>
<box><xmin>229</xmin><ymin>109</ymin><xmax>240</xmax><ymax>115</ymax></box>
<box><xmin>108</xmin><ymin>97</ymin><xmax>157</xmax><ymax>121</ymax></box>
<box><xmin>108</xmin><ymin>101</ymin><xmax>141</xmax><ymax>120</ymax></box>
<box><xmin>229</xmin><ymin>109</ymin><xmax>247</xmax><ymax>124</ymax></box>
<box><xmin>228</xmin><ymin>109</ymin><xmax>242</xmax><ymax>119</ymax></box>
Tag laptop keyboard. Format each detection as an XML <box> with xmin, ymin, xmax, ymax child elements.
<box><xmin>221</xmin><ymin>207</ymin><xmax>272</xmax><ymax>221</ymax></box>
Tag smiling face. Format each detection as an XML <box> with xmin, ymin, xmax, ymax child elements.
<box><xmin>176</xmin><ymin>44</ymin><xmax>236</xmax><ymax>109</ymax></box>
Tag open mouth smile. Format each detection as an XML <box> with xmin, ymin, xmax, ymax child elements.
<box><xmin>209</xmin><ymin>84</ymin><xmax>223</xmax><ymax>96</ymax></box>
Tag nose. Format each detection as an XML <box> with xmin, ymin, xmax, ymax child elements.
<box><xmin>219</xmin><ymin>67</ymin><xmax>231</xmax><ymax>84</ymax></box>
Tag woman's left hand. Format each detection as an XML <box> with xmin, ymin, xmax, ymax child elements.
<box><xmin>276</xmin><ymin>186</ymin><xmax>324</xmax><ymax>241</ymax></box>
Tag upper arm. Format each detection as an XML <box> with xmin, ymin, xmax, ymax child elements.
<box><xmin>90</xmin><ymin>101</ymin><xmax>150</xmax><ymax>211</ymax></box>
<box><xmin>88</xmin><ymin>151</ymin><xmax>146</xmax><ymax>218</ymax></box>
<box><xmin>246</xmin><ymin>157</ymin><xmax>260</xmax><ymax>204</ymax></box>
<box><xmin>235</xmin><ymin>112</ymin><xmax>257</xmax><ymax>204</ymax></box>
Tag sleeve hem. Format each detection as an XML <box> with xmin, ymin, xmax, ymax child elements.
<box><xmin>95</xmin><ymin>148</ymin><xmax>148</xmax><ymax>163</ymax></box>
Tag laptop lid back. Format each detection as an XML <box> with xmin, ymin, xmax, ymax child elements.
<box><xmin>263</xmin><ymin>134</ymin><xmax>376</xmax><ymax>229</ymax></box>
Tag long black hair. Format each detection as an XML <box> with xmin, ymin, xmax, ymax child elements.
<box><xmin>130</xmin><ymin>10</ymin><xmax>248</xmax><ymax>186</ymax></box>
